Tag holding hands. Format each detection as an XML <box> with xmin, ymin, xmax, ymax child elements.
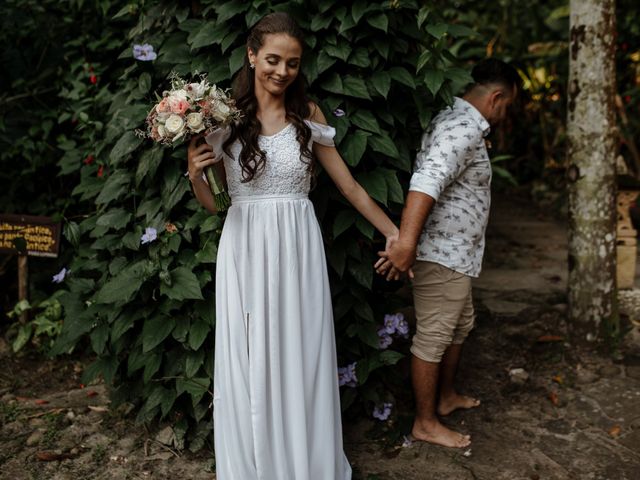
<box><xmin>376</xmin><ymin>236</ymin><xmax>416</xmax><ymax>281</ymax></box>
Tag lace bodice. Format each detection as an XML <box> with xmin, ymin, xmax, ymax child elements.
<box><xmin>206</xmin><ymin>120</ymin><xmax>335</xmax><ymax>198</ymax></box>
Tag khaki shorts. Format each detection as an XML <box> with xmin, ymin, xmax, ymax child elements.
<box><xmin>410</xmin><ymin>261</ymin><xmax>475</xmax><ymax>363</ymax></box>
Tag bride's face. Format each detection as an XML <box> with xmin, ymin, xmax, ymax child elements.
<box><xmin>248</xmin><ymin>33</ymin><xmax>302</xmax><ymax>96</ymax></box>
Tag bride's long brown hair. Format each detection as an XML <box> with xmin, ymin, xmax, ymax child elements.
<box><xmin>223</xmin><ymin>12</ymin><xmax>313</xmax><ymax>183</ymax></box>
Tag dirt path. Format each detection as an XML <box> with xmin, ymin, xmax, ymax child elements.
<box><xmin>2</xmin><ymin>196</ymin><xmax>640</xmax><ymax>479</ymax></box>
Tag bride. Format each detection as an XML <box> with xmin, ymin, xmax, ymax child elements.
<box><xmin>187</xmin><ymin>12</ymin><xmax>399</xmax><ymax>480</ymax></box>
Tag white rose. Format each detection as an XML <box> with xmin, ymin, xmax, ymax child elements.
<box><xmin>164</xmin><ymin>114</ymin><xmax>185</xmax><ymax>136</ymax></box>
<box><xmin>185</xmin><ymin>82</ymin><xmax>206</xmax><ymax>100</ymax></box>
<box><xmin>211</xmin><ymin>102</ymin><xmax>231</xmax><ymax>123</ymax></box>
<box><xmin>186</xmin><ymin>112</ymin><xmax>205</xmax><ymax>132</ymax></box>
<box><xmin>157</xmin><ymin>124</ymin><xmax>167</xmax><ymax>138</ymax></box>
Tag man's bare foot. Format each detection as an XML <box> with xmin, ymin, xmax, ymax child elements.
<box><xmin>411</xmin><ymin>419</ymin><xmax>471</xmax><ymax>448</ymax></box>
<box><xmin>437</xmin><ymin>393</ymin><xmax>480</xmax><ymax>416</ymax></box>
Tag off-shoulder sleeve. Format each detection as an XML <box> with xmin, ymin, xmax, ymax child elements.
<box><xmin>305</xmin><ymin>120</ymin><xmax>336</xmax><ymax>147</ymax></box>
<box><xmin>205</xmin><ymin>126</ymin><xmax>232</xmax><ymax>157</ymax></box>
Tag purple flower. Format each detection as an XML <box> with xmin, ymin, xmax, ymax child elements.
<box><xmin>338</xmin><ymin>362</ymin><xmax>358</xmax><ymax>387</ymax></box>
<box><xmin>383</xmin><ymin>313</ymin><xmax>401</xmax><ymax>334</ymax></box>
<box><xmin>140</xmin><ymin>227</ymin><xmax>158</xmax><ymax>244</ymax></box>
<box><xmin>52</xmin><ymin>267</ymin><xmax>69</xmax><ymax>284</ymax></box>
<box><xmin>377</xmin><ymin>327</ymin><xmax>393</xmax><ymax>349</ymax></box>
<box><xmin>133</xmin><ymin>44</ymin><xmax>157</xmax><ymax>61</ymax></box>
<box><xmin>373</xmin><ymin>402</ymin><xmax>393</xmax><ymax>421</ymax></box>
<box><xmin>397</xmin><ymin>316</ymin><xmax>409</xmax><ymax>338</ymax></box>
<box><xmin>333</xmin><ymin>108</ymin><xmax>346</xmax><ymax>117</ymax></box>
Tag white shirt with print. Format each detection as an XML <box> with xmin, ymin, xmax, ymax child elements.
<box><xmin>409</xmin><ymin>97</ymin><xmax>491</xmax><ymax>278</ymax></box>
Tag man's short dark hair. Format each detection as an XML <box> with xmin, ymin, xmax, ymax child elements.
<box><xmin>471</xmin><ymin>58</ymin><xmax>521</xmax><ymax>92</ymax></box>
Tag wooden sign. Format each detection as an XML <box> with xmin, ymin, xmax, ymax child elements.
<box><xmin>0</xmin><ymin>214</ymin><xmax>61</xmax><ymax>258</ymax></box>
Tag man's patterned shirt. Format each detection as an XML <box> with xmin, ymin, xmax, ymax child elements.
<box><xmin>409</xmin><ymin>97</ymin><xmax>491</xmax><ymax>278</ymax></box>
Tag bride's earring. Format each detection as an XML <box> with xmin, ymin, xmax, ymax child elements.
<box><xmin>249</xmin><ymin>63</ymin><xmax>255</xmax><ymax>69</ymax></box>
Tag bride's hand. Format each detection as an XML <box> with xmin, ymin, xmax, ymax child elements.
<box><xmin>187</xmin><ymin>136</ymin><xmax>222</xmax><ymax>182</ymax></box>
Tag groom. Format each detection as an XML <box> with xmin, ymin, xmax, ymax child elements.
<box><xmin>376</xmin><ymin>58</ymin><xmax>520</xmax><ymax>448</ymax></box>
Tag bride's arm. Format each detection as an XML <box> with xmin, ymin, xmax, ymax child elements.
<box><xmin>309</xmin><ymin>105</ymin><xmax>399</xmax><ymax>241</ymax></box>
<box><xmin>187</xmin><ymin>136</ymin><xmax>224</xmax><ymax>215</ymax></box>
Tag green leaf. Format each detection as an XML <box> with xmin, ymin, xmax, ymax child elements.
<box><xmin>339</xmin><ymin>130</ymin><xmax>369</xmax><ymax>166</ymax></box>
<box><xmin>447</xmin><ymin>24</ymin><xmax>476</xmax><ymax>38</ymax></box>
<box><xmin>417</xmin><ymin>6</ymin><xmax>430</xmax><ymax>29</ymax></box>
<box><xmin>216</xmin><ymin>0</ymin><xmax>247</xmax><ymax>22</ymax></box>
<box><xmin>136</xmin><ymin>146</ymin><xmax>164</xmax><ymax>186</ymax></box>
<box><xmin>142</xmin><ymin>316</ymin><xmax>176</xmax><ymax>352</ymax></box>
<box><xmin>325</xmin><ymin>43</ymin><xmax>351</xmax><ymax>62</ymax></box>
<box><xmin>367</xmin><ymin>13</ymin><xmax>388</xmax><ymax>32</ymax></box>
<box><xmin>368</xmin><ymin>133</ymin><xmax>400</xmax><ymax>159</ymax></box>
<box><xmin>186</xmin><ymin>349</ymin><xmax>205</xmax><ymax>378</ymax></box>
<box><xmin>229</xmin><ymin>45</ymin><xmax>246</xmax><ymax>76</ymax></box>
<box><xmin>138</xmin><ymin>73</ymin><xmax>151</xmax><ymax>94</ymax></box>
<box><xmin>426</xmin><ymin>23</ymin><xmax>448</xmax><ymax>39</ymax></box>
<box><xmin>316</xmin><ymin>51</ymin><xmax>337</xmax><ymax>75</ymax></box>
<box><xmin>144</xmin><ymin>352</ymin><xmax>163</xmax><ymax>382</ymax></box>
<box><xmin>160</xmin><ymin>267</ymin><xmax>204</xmax><ymax>301</ymax></box>
<box><xmin>348</xmin><ymin>48</ymin><xmax>370</xmax><ymax>68</ymax></box>
<box><xmin>12</xmin><ymin>324</ymin><xmax>32</xmax><ymax>352</ymax></box>
<box><xmin>357</xmin><ymin>170</ymin><xmax>388</xmax><ymax>205</ymax></box>
<box><xmin>176</xmin><ymin>377</ymin><xmax>210</xmax><ymax>404</ymax></box>
<box><xmin>188</xmin><ymin>21</ymin><xmax>217</xmax><ymax>49</ymax></box>
<box><xmin>352</xmin><ymin>0</ymin><xmax>368</xmax><ymax>23</ymax></box>
<box><xmin>369</xmin><ymin>71</ymin><xmax>391</xmax><ymax>98</ymax></box>
<box><xmin>109</xmin><ymin>132</ymin><xmax>143</xmax><ymax>165</ymax></box>
<box><xmin>416</xmin><ymin>50</ymin><xmax>432</xmax><ymax>74</ymax></box>
<box><xmin>380</xmin><ymin>350</ymin><xmax>404</xmax><ymax>365</ymax></box>
<box><xmin>95</xmin><ymin>171</ymin><xmax>130</xmax><ymax>205</ymax></box>
<box><xmin>96</xmin><ymin>208</ymin><xmax>131</xmax><ymax>230</ymax></box>
<box><xmin>64</xmin><ymin>221</ymin><xmax>81</xmax><ymax>249</ymax></box>
<box><xmin>350</xmin><ymin>110</ymin><xmax>380</xmax><ymax>134</ymax></box>
<box><xmin>389</xmin><ymin>67</ymin><xmax>416</xmax><ymax>88</ymax></box>
<box><xmin>320</xmin><ymin>73</ymin><xmax>343</xmax><ymax>95</ymax></box>
<box><xmin>424</xmin><ymin>69</ymin><xmax>445</xmax><ymax>96</ymax></box>
<box><xmin>189</xmin><ymin>321</ymin><xmax>211</xmax><ymax>350</ymax></box>
<box><xmin>333</xmin><ymin>210</ymin><xmax>357</xmax><ymax>238</ymax></box>
<box><xmin>348</xmin><ymin>259</ymin><xmax>373</xmax><ymax>289</ymax></box>
<box><xmin>343</xmin><ymin>76</ymin><xmax>371</xmax><ymax>100</ymax></box>
<box><xmin>90</xmin><ymin>323</ymin><xmax>109</xmax><ymax>355</ymax></box>
<box><xmin>355</xmin><ymin>216</ymin><xmax>374</xmax><ymax>240</ymax></box>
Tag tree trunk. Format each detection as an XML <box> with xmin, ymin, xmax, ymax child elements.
<box><xmin>567</xmin><ymin>0</ymin><xmax>618</xmax><ymax>343</ymax></box>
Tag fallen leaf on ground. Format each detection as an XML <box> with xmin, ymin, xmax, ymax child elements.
<box><xmin>608</xmin><ymin>425</ymin><xmax>622</xmax><ymax>437</ymax></box>
<box><xmin>537</xmin><ymin>335</ymin><xmax>564</xmax><ymax>343</ymax></box>
<box><xmin>549</xmin><ymin>391</ymin><xmax>559</xmax><ymax>406</ymax></box>
<box><xmin>36</xmin><ymin>451</ymin><xmax>77</xmax><ymax>461</ymax></box>
<box><xmin>34</xmin><ymin>399</ymin><xmax>49</xmax><ymax>405</ymax></box>
<box><xmin>86</xmin><ymin>390</ymin><xmax>99</xmax><ymax>397</ymax></box>
<box><xmin>552</xmin><ymin>375</ymin><xmax>563</xmax><ymax>384</ymax></box>
<box><xmin>87</xmin><ymin>405</ymin><xmax>109</xmax><ymax>412</ymax></box>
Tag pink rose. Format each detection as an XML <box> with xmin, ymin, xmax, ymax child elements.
<box><xmin>168</xmin><ymin>96</ymin><xmax>190</xmax><ymax>115</ymax></box>
<box><xmin>157</xmin><ymin>98</ymin><xmax>170</xmax><ymax>113</ymax></box>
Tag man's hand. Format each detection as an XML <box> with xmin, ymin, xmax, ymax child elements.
<box><xmin>375</xmin><ymin>239</ymin><xmax>416</xmax><ymax>281</ymax></box>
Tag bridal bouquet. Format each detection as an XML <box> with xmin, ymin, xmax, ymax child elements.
<box><xmin>139</xmin><ymin>73</ymin><xmax>241</xmax><ymax>211</ymax></box>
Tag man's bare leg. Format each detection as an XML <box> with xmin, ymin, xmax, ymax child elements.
<box><xmin>411</xmin><ymin>354</ymin><xmax>471</xmax><ymax>448</ymax></box>
<box><xmin>437</xmin><ymin>343</ymin><xmax>480</xmax><ymax>416</ymax></box>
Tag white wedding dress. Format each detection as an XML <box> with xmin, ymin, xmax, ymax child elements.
<box><xmin>206</xmin><ymin>121</ymin><xmax>352</xmax><ymax>480</ymax></box>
